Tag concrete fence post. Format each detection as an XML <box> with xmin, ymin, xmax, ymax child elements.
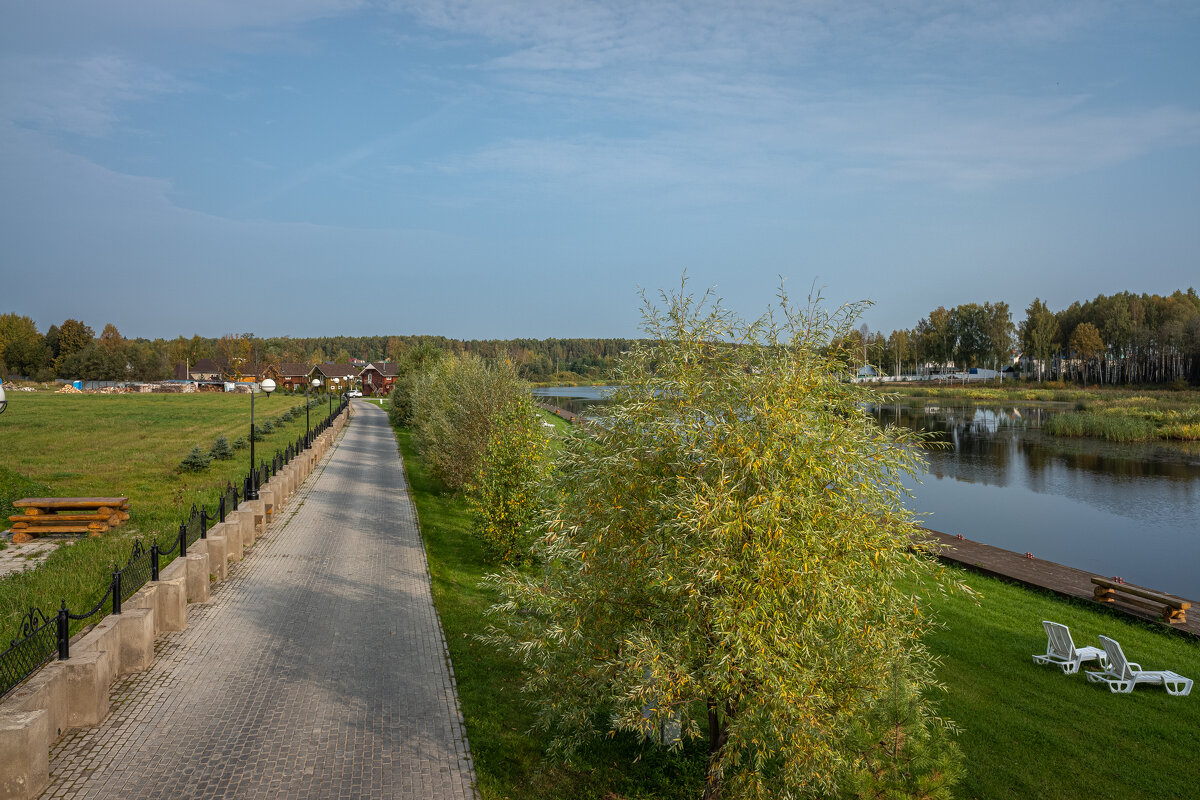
<box><xmin>0</xmin><ymin>710</ymin><xmax>50</xmax><ymax>800</ymax></box>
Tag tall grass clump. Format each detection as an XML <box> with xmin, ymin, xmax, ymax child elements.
<box><xmin>1044</xmin><ymin>411</ymin><xmax>1157</xmax><ymax>442</ymax></box>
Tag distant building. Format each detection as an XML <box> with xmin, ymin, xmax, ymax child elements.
<box><xmin>173</xmin><ymin>358</ymin><xmax>223</xmax><ymax>381</ymax></box>
<box><xmin>266</xmin><ymin>363</ymin><xmax>313</xmax><ymax>391</ymax></box>
<box><xmin>359</xmin><ymin>362</ymin><xmax>399</xmax><ymax>397</ymax></box>
<box><xmin>310</xmin><ymin>363</ymin><xmax>358</xmax><ymax>393</ymax></box>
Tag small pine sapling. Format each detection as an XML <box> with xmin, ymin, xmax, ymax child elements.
<box><xmin>179</xmin><ymin>445</ymin><xmax>212</xmax><ymax>472</ymax></box>
<box><xmin>210</xmin><ymin>436</ymin><xmax>235</xmax><ymax>460</ymax></box>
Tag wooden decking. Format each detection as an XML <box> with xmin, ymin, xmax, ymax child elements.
<box><xmin>535</xmin><ymin>401</ymin><xmax>577</xmax><ymax>423</ymax></box>
<box><xmin>923</xmin><ymin>527</ymin><xmax>1200</xmax><ymax>638</ymax></box>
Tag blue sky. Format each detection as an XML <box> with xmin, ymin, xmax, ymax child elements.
<box><xmin>2</xmin><ymin>1</ymin><xmax>1197</xmax><ymax>340</ymax></box>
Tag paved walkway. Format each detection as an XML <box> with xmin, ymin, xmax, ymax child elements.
<box><xmin>0</xmin><ymin>538</ymin><xmax>61</xmax><ymax>578</ymax></box>
<box><xmin>41</xmin><ymin>402</ymin><xmax>478</xmax><ymax>799</ymax></box>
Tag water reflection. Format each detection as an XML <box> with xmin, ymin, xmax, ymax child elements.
<box><xmin>874</xmin><ymin>404</ymin><xmax>1200</xmax><ymax>599</ymax></box>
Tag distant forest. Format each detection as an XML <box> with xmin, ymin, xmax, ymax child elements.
<box><xmin>2</xmin><ymin>287</ymin><xmax>1198</xmax><ymax>385</ymax></box>
<box><xmin>0</xmin><ymin>319</ymin><xmax>635</xmax><ymax>383</ymax></box>
<box><xmin>843</xmin><ymin>288</ymin><xmax>1200</xmax><ymax>385</ymax></box>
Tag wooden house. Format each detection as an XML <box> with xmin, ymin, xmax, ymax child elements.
<box><xmin>359</xmin><ymin>362</ymin><xmax>399</xmax><ymax>397</ymax></box>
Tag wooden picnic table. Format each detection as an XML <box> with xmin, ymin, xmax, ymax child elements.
<box><xmin>8</xmin><ymin>497</ymin><xmax>130</xmax><ymax>542</ymax></box>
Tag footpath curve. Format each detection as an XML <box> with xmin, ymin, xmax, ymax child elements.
<box><xmin>41</xmin><ymin>400</ymin><xmax>478</xmax><ymax>799</ymax></box>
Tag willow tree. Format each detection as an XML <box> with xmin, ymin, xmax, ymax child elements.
<box><xmin>483</xmin><ymin>285</ymin><xmax>961</xmax><ymax>799</ymax></box>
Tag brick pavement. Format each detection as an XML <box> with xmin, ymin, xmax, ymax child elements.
<box><xmin>41</xmin><ymin>402</ymin><xmax>478</xmax><ymax>799</ymax></box>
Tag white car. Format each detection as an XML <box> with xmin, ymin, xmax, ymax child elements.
<box><xmin>348</xmin><ymin>390</ymin><xmax>362</xmax><ymax>398</ymax></box>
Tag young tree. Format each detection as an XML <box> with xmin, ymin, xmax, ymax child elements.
<box><xmin>0</xmin><ymin>313</ymin><xmax>41</xmax><ymax>367</ymax></box>
<box><xmin>99</xmin><ymin>323</ymin><xmax>124</xmax><ymax>352</ymax></box>
<box><xmin>389</xmin><ymin>343</ymin><xmax>446</xmax><ymax>426</ymax></box>
<box><xmin>483</xmin><ymin>285</ymin><xmax>960</xmax><ymax>800</ymax></box>
<box><xmin>412</xmin><ymin>355</ymin><xmax>530</xmax><ymax>490</ymax></box>
<box><xmin>53</xmin><ymin>319</ymin><xmax>94</xmax><ymax>374</ymax></box>
<box><xmin>983</xmin><ymin>301</ymin><xmax>1014</xmax><ymax>370</ymax></box>
<box><xmin>2</xmin><ymin>335</ymin><xmax>49</xmax><ymax>377</ymax></box>
<box><xmin>950</xmin><ymin>303</ymin><xmax>988</xmax><ymax>368</ymax></box>
<box><xmin>466</xmin><ymin>397</ymin><xmax>549</xmax><ymax>564</ymax></box>
<box><xmin>1069</xmin><ymin>322</ymin><xmax>1104</xmax><ymax>385</ymax></box>
<box><xmin>217</xmin><ymin>334</ymin><xmax>253</xmax><ymax>378</ymax></box>
<box><xmin>1020</xmin><ymin>298</ymin><xmax>1058</xmax><ymax>381</ymax></box>
<box><xmin>916</xmin><ymin>307</ymin><xmax>955</xmax><ymax>371</ymax></box>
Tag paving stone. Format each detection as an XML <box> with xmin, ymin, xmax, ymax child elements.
<box><xmin>42</xmin><ymin>403</ymin><xmax>478</xmax><ymax>799</ymax></box>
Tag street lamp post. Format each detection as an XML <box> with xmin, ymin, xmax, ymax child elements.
<box><xmin>330</xmin><ymin>378</ymin><xmax>339</xmax><ymax>416</ymax></box>
<box><xmin>307</xmin><ymin>378</ymin><xmax>320</xmax><ymax>444</ymax></box>
<box><xmin>249</xmin><ymin>378</ymin><xmax>276</xmax><ymax>499</ymax></box>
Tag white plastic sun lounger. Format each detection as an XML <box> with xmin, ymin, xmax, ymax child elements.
<box><xmin>1032</xmin><ymin>621</ymin><xmax>1108</xmax><ymax>675</ymax></box>
<box><xmin>1085</xmin><ymin>635</ymin><xmax>1193</xmax><ymax>696</ymax></box>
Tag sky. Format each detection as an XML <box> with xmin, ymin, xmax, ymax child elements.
<box><xmin>1</xmin><ymin>1</ymin><xmax>1197</xmax><ymax>341</ymax></box>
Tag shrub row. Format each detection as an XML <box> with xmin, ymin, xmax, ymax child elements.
<box><xmin>178</xmin><ymin>403</ymin><xmax>302</xmax><ymax>472</ymax></box>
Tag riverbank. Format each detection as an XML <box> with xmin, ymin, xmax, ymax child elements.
<box><xmin>925</xmin><ymin>528</ymin><xmax>1198</xmax><ymax>638</ymax></box>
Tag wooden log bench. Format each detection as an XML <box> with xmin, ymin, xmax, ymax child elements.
<box><xmin>1091</xmin><ymin>577</ymin><xmax>1189</xmax><ymax>624</ymax></box>
<box><xmin>8</xmin><ymin>497</ymin><xmax>130</xmax><ymax>543</ymax></box>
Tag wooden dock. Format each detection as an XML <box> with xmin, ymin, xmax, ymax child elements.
<box><xmin>923</xmin><ymin>528</ymin><xmax>1199</xmax><ymax>638</ymax></box>
<box><xmin>535</xmin><ymin>401</ymin><xmax>577</xmax><ymax>423</ymax></box>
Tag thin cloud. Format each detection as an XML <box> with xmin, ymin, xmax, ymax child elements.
<box><xmin>0</xmin><ymin>53</ymin><xmax>182</xmax><ymax>137</ymax></box>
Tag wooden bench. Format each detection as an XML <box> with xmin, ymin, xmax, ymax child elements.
<box><xmin>8</xmin><ymin>497</ymin><xmax>130</xmax><ymax>543</ymax></box>
<box><xmin>1091</xmin><ymin>577</ymin><xmax>1189</xmax><ymax>624</ymax></box>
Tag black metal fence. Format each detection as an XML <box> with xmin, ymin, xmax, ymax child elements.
<box><xmin>0</xmin><ymin>398</ymin><xmax>350</xmax><ymax>699</ymax></box>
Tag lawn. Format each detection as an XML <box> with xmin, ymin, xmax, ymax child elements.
<box><xmin>0</xmin><ymin>390</ymin><xmax>337</xmax><ymax>643</ymax></box>
<box><xmin>923</xmin><ymin>573</ymin><xmax>1200</xmax><ymax>799</ymax></box>
<box><xmin>395</xmin><ymin>423</ymin><xmax>1200</xmax><ymax>800</ymax></box>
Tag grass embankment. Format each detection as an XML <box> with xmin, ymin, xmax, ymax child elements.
<box><xmin>884</xmin><ymin>383</ymin><xmax>1200</xmax><ymax>442</ymax></box>
<box><xmin>0</xmin><ymin>391</ymin><xmax>333</xmax><ymax>643</ymax></box>
<box><xmin>397</xmin><ymin>420</ymin><xmax>1200</xmax><ymax>800</ymax></box>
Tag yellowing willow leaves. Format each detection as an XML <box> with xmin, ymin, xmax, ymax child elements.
<box><xmin>482</xmin><ymin>282</ymin><xmax>963</xmax><ymax>800</ymax></box>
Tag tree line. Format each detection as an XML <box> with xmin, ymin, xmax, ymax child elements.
<box><xmin>847</xmin><ymin>288</ymin><xmax>1200</xmax><ymax>385</ymax></box>
<box><xmin>0</xmin><ymin>316</ymin><xmax>635</xmax><ymax>383</ymax></box>
<box><xmin>5</xmin><ymin>287</ymin><xmax>1197</xmax><ymax>386</ymax></box>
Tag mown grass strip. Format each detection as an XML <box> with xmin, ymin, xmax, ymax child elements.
<box><xmin>923</xmin><ymin>571</ymin><xmax>1200</xmax><ymax>799</ymax></box>
<box><xmin>396</xmin><ymin>422</ymin><xmax>1200</xmax><ymax>800</ymax></box>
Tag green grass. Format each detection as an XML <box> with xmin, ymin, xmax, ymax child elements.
<box><xmin>1042</xmin><ymin>411</ymin><xmax>1161</xmax><ymax>442</ymax></box>
<box><xmin>922</xmin><ymin>573</ymin><xmax>1199</xmax><ymax>799</ymax></box>
<box><xmin>0</xmin><ymin>391</ymin><xmax>337</xmax><ymax>643</ymax></box>
<box><xmin>396</xmin><ymin>422</ymin><xmax>1200</xmax><ymax>800</ymax></box>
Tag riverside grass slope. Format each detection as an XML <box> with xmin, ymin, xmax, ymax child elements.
<box><xmin>396</xmin><ymin>419</ymin><xmax>1200</xmax><ymax>800</ymax></box>
<box><xmin>0</xmin><ymin>390</ymin><xmax>333</xmax><ymax>644</ymax></box>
